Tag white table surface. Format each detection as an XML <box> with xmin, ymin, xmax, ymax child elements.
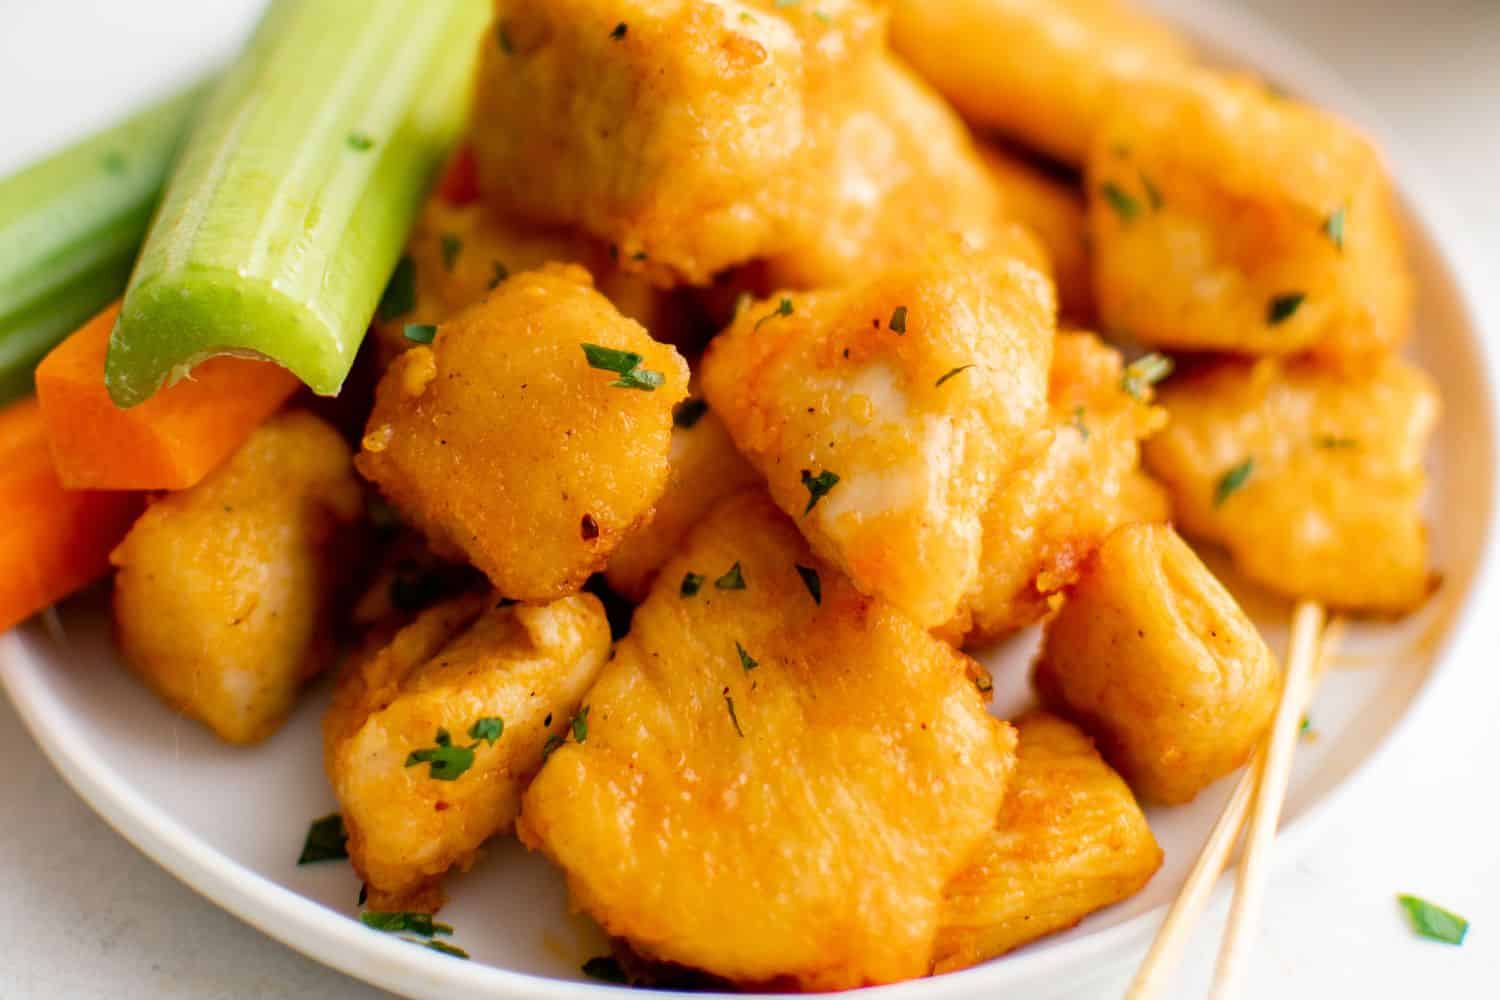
<box><xmin>2</xmin><ymin>1</ymin><xmax>1497</xmax><ymax>997</ymax></box>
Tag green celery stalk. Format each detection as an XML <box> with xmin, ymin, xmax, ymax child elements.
<box><xmin>106</xmin><ymin>0</ymin><xmax>489</xmax><ymax>407</ymax></box>
<box><xmin>0</xmin><ymin>82</ymin><xmax>207</xmax><ymax>403</ymax></box>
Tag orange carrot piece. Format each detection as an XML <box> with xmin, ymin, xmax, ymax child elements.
<box><xmin>35</xmin><ymin>302</ymin><xmax>300</xmax><ymax>490</ymax></box>
<box><xmin>0</xmin><ymin>398</ymin><xmax>143</xmax><ymax>633</ymax></box>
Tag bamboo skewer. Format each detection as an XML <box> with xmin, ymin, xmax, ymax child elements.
<box><xmin>1124</xmin><ymin>602</ymin><xmax>1341</xmax><ymax>1000</ymax></box>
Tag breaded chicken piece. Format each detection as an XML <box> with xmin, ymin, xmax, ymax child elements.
<box><xmin>1143</xmin><ymin>355</ymin><xmax>1439</xmax><ymax>614</ymax></box>
<box><xmin>942</xmin><ymin>332</ymin><xmax>1168</xmax><ymax>644</ymax></box>
<box><xmin>890</xmin><ymin>0</ymin><xmax>1194</xmax><ymax>166</ymax></box>
<box><xmin>1089</xmin><ymin>72</ymin><xmax>1412</xmax><ymax>369</ymax></box>
<box><xmin>111</xmin><ymin>412</ymin><xmax>362</xmax><ymax>744</ymax></box>
<box><xmin>935</xmin><ymin>711</ymin><xmax>1161</xmax><ymax>971</ymax></box>
<box><xmin>519</xmin><ymin>491</ymin><xmax>1017</xmax><ymax>989</ymax></box>
<box><xmin>324</xmin><ymin>590</ymin><xmax>610</xmax><ymax>909</ymax></box>
<box><xmin>982</xmin><ymin>145</ymin><xmax>1095</xmax><ymax>325</ymax></box>
<box><xmin>700</xmin><ymin>240</ymin><xmax>1055</xmax><ymax>627</ymax></box>
<box><xmin>370</xmin><ymin>197</ymin><xmax>676</xmax><ymax>369</ymax></box>
<box><xmin>1034</xmin><ymin>523</ymin><xmax>1282</xmax><ymax>804</ymax></box>
<box><xmin>472</xmin><ymin>0</ymin><xmax>884</xmax><ymax>285</ymax></box>
<box><xmin>357</xmin><ymin>264</ymin><xmax>689</xmax><ymax>601</ymax></box>
<box><xmin>604</xmin><ymin>396</ymin><xmax>760</xmax><ymax>602</ymax></box>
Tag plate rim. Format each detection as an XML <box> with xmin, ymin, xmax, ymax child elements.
<box><xmin>3</xmin><ymin>1</ymin><xmax>1498</xmax><ymax>997</ymax></box>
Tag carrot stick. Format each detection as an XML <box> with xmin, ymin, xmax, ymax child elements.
<box><xmin>0</xmin><ymin>397</ymin><xmax>143</xmax><ymax>633</ymax></box>
<box><xmin>35</xmin><ymin>302</ymin><xmax>299</xmax><ymax>490</ymax></box>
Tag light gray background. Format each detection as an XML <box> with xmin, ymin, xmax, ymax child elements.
<box><xmin>2</xmin><ymin>1</ymin><xmax>1497</xmax><ymax>996</ymax></box>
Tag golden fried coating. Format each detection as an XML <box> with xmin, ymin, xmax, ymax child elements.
<box><xmin>1089</xmin><ymin>72</ymin><xmax>1412</xmax><ymax>368</ymax></box>
<box><xmin>357</xmin><ymin>264</ymin><xmax>689</xmax><ymax>601</ymax></box>
<box><xmin>604</xmin><ymin>398</ymin><xmax>760</xmax><ymax>602</ymax></box>
<box><xmin>324</xmin><ymin>591</ymin><xmax>610</xmax><ymax>908</ymax></box>
<box><xmin>111</xmin><ymin>412</ymin><xmax>362</xmax><ymax>744</ymax></box>
<box><xmin>942</xmin><ymin>332</ymin><xmax>1168</xmax><ymax>644</ymax></box>
<box><xmin>1035</xmin><ymin>523</ymin><xmax>1282</xmax><ymax>804</ymax></box>
<box><xmin>982</xmin><ymin>145</ymin><xmax>1095</xmax><ymax>324</ymax></box>
<box><xmin>890</xmin><ymin>0</ymin><xmax>1193</xmax><ymax>166</ymax></box>
<box><xmin>700</xmin><ymin>240</ymin><xmax>1055</xmax><ymax>627</ymax></box>
<box><xmin>519</xmin><ymin>491</ymin><xmax>1017</xmax><ymax>989</ymax></box>
<box><xmin>1143</xmin><ymin>356</ymin><xmax>1439</xmax><ymax>614</ymax></box>
<box><xmin>935</xmin><ymin>711</ymin><xmax>1161</xmax><ymax>971</ymax></box>
<box><xmin>472</xmin><ymin>0</ymin><xmax>884</xmax><ymax>285</ymax></box>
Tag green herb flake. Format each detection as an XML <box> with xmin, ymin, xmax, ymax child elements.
<box><xmin>674</xmin><ymin>398</ymin><xmax>709</xmax><ymax>429</ymax></box>
<box><xmin>297</xmin><ymin>813</ymin><xmax>348</xmax><ymax>864</ymax></box>
<box><xmin>754</xmin><ymin>297</ymin><xmax>794</xmax><ymax>332</ymax></box>
<box><xmin>403</xmin><ymin>323</ymin><xmax>437</xmax><ymax>345</ymax></box>
<box><xmin>680</xmin><ymin>572</ymin><xmax>705</xmax><ymax>597</ymax></box>
<box><xmin>610</xmin><ymin>22</ymin><xmax>628</xmax><ymax>39</ymax></box>
<box><xmin>581</xmin><ymin>343</ymin><xmax>665</xmax><ymax>391</ymax></box>
<box><xmin>346</xmin><ymin>132</ymin><xmax>375</xmax><ymax>152</ymax></box>
<box><xmin>1141</xmin><ymin>174</ymin><xmax>1163</xmax><ymax>211</ymax></box>
<box><xmin>582</xmin><ymin>956</ymin><xmax>628</xmax><ymax>983</ymax></box>
<box><xmin>469</xmin><ymin>717</ymin><xmax>503</xmax><ymax>746</ymax></box>
<box><xmin>1323</xmin><ymin>207</ymin><xmax>1346</xmax><ymax>250</ymax></box>
<box><xmin>405</xmin><ymin>728</ymin><xmax>477</xmax><ymax>781</ymax></box>
<box><xmin>1299</xmin><ymin>715</ymin><xmax>1315</xmax><ymax>740</ymax></box>
<box><xmin>724</xmin><ymin>691</ymin><xmax>745</xmax><ymax>737</ymax></box>
<box><xmin>488</xmin><ymin>261</ymin><xmax>509</xmax><ymax>290</ymax></box>
<box><xmin>541</xmin><ymin>733</ymin><xmax>565</xmax><ymax>761</ymax></box>
<box><xmin>377</xmin><ymin>255</ymin><xmax>417</xmax><ymax>321</ymax></box>
<box><xmin>1267</xmin><ymin>292</ymin><xmax>1306</xmax><ymax>325</ymax></box>
<box><xmin>1070</xmin><ymin>405</ymin><xmax>1090</xmax><ymax>440</ymax></box>
<box><xmin>425</xmin><ymin>940</ymin><xmax>470</xmax><ymax>959</ymax></box>
<box><xmin>1101</xmin><ymin>182</ymin><xmax>1141</xmax><ymax>222</ymax></box>
<box><xmin>715</xmin><ymin>561</ymin><xmax>747</xmax><ymax>591</ymax></box>
<box><xmin>360</xmin><ymin>911</ymin><xmax>453</xmax><ymax>937</ymax></box>
<box><xmin>440</xmin><ymin>232</ymin><xmax>462</xmax><ymax>271</ymax></box>
<box><xmin>795</xmin><ymin>564</ymin><xmax>822</xmax><ymax>605</ymax></box>
<box><xmin>935</xmin><ymin>364</ymin><xmax>976</xmax><ymax>388</ymax></box>
<box><xmin>570</xmin><ymin>706</ymin><xmax>590</xmax><ymax>743</ymax></box>
<box><xmin>1398</xmin><ymin>895</ymin><xmax>1469</xmax><ymax>945</ymax></box>
<box><xmin>800</xmin><ymin>468</ymin><xmax>840</xmax><ymax>514</ymax></box>
<box><xmin>1120</xmin><ymin>352</ymin><xmax>1173</xmax><ymax>400</ymax></box>
<box><xmin>1214</xmin><ymin>458</ymin><xmax>1254</xmax><ymax>506</ymax></box>
<box><xmin>736</xmin><ymin>641</ymin><xmax>759</xmax><ymax>672</ymax></box>
<box><xmin>889</xmin><ymin>305</ymin><xmax>909</xmax><ymax>334</ymax></box>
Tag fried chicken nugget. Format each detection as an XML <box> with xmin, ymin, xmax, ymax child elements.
<box><xmin>519</xmin><ymin>491</ymin><xmax>1017</xmax><ymax>989</ymax></box>
<box><xmin>935</xmin><ymin>711</ymin><xmax>1161</xmax><ymax>971</ymax></box>
<box><xmin>1143</xmin><ymin>355</ymin><xmax>1439</xmax><ymax>614</ymax></box>
<box><xmin>472</xmin><ymin>0</ymin><xmax>884</xmax><ymax>285</ymax></box>
<box><xmin>942</xmin><ymin>332</ymin><xmax>1168</xmax><ymax>644</ymax></box>
<box><xmin>111</xmin><ymin>412</ymin><xmax>362</xmax><ymax>744</ymax></box>
<box><xmin>700</xmin><ymin>240</ymin><xmax>1055</xmax><ymax>627</ymax></box>
<box><xmin>982</xmin><ymin>145</ymin><xmax>1095</xmax><ymax>325</ymax></box>
<box><xmin>889</xmin><ymin>0</ymin><xmax>1193</xmax><ymax>166</ymax></box>
<box><xmin>357</xmin><ymin>264</ymin><xmax>689</xmax><ymax>601</ymax></box>
<box><xmin>1089</xmin><ymin>72</ymin><xmax>1413</xmax><ymax>368</ymax></box>
<box><xmin>1034</xmin><ymin>523</ymin><xmax>1282</xmax><ymax>804</ymax></box>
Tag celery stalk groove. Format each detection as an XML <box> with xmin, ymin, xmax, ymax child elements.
<box><xmin>106</xmin><ymin>0</ymin><xmax>489</xmax><ymax>407</ymax></box>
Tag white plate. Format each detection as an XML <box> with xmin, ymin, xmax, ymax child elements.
<box><xmin>3</xmin><ymin>2</ymin><xmax>1498</xmax><ymax>998</ymax></box>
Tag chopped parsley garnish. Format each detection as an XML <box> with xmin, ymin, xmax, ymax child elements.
<box><xmin>674</xmin><ymin>397</ymin><xmax>709</xmax><ymax>429</ymax></box>
<box><xmin>1214</xmin><ymin>458</ymin><xmax>1254</xmax><ymax>506</ymax></box>
<box><xmin>583</xmin><ymin>956</ymin><xmax>628</xmax><ymax>983</ymax></box>
<box><xmin>425</xmin><ymin>940</ymin><xmax>470</xmax><ymax>959</ymax></box>
<box><xmin>403</xmin><ymin>323</ymin><xmax>437</xmax><ymax>344</ymax></box>
<box><xmin>469</xmin><ymin>717</ymin><xmax>503</xmax><ymax>745</ymax></box>
<box><xmin>377</xmin><ymin>255</ymin><xmax>417</xmax><ymax>320</ymax></box>
<box><xmin>1299</xmin><ymin>715</ymin><xmax>1314</xmax><ymax>738</ymax></box>
<box><xmin>541</xmin><ymin>733</ymin><xmax>565</xmax><ymax>761</ymax></box>
<box><xmin>725</xmin><ymin>692</ymin><xmax>745</xmax><ymax>737</ymax></box>
<box><xmin>935</xmin><ymin>364</ymin><xmax>976</xmax><ymax>388</ymax></box>
<box><xmin>1070</xmin><ymin>405</ymin><xmax>1090</xmax><ymax>440</ymax></box>
<box><xmin>680</xmin><ymin>572</ymin><xmax>705</xmax><ymax>597</ymax></box>
<box><xmin>1267</xmin><ymin>292</ymin><xmax>1306</xmax><ymax>325</ymax></box>
<box><xmin>1398</xmin><ymin>894</ymin><xmax>1468</xmax><ymax>945</ymax></box>
<box><xmin>754</xmin><ymin>297</ymin><xmax>794</xmax><ymax>331</ymax></box>
<box><xmin>488</xmin><ymin>261</ymin><xmax>509</xmax><ymax>289</ymax></box>
<box><xmin>889</xmin><ymin>305</ymin><xmax>909</xmax><ymax>334</ymax></box>
<box><xmin>735</xmin><ymin>641</ymin><xmax>758</xmax><ymax>672</ymax></box>
<box><xmin>570</xmin><ymin>706</ymin><xmax>590</xmax><ymax>743</ymax></box>
<box><xmin>610</xmin><ymin>22</ymin><xmax>628</xmax><ymax>39</ymax></box>
<box><xmin>715</xmin><ymin>561</ymin><xmax>747</xmax><ymax>591</ymax></box>
<box><xmin>1120</xmin><ymin>352</ymin><xmax>1173</xmax><ymax>400</ymax></box>
<box><xmin>800</xmin><ymin>468</ymin><xmax>840</xmax><ymax>514</ymax></box>
<box><xmin>360</xmin><ymin>911</ymin><xmax>453</xmax><ymax>937</ymax></box>
<box><xmin>346</xmin><ymin>132</ymin><xmax>374</xmax><ymax>152</ymax></box>
<box><xmin>1323</xmin><ymin>207</ymin><xmax>1346</xmax><ymax>250</ymax></box>
<box><xmin>1316</xmin><ymin>435</ymin><xmax>1359</xmax><ymax>449</ymax></box>
<box><xmin>440</xmin><ymin>232</ymin><xmax>462</xmax><ymax>271</ymax></box>
<box><xmin>581</xmin><ymin>343</ymin><xmax>665</xmax><ymax>391</ymax></box>
<box><xmin>1141</xmin><ymin>174</ymin><xmax>1163</xmax><ymax>211</ymax></box>
<box><xmin>297</xmin><ymin>814</ymin><xmax>348</xmax><ymax>864</ymax></box>
<box><xmin>795</xmin><ymin>564</ymin><xmax>821</xmax><ymax>605</ymax></box>
<box><xmin>405</xmin><ymin>727</ymin><xmax>477</xmax><ymax>781</ymax></box>
<box><xmin>1101</xmin><ymin>182</ymin><xmax>1141</xmax><ymax>222</ymax></box>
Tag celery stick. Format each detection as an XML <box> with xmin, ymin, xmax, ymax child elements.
<box><xmin>106</xmin><ymin>0</ymin><xmax>489</xmax><ymax>407</ymax></box>
<box><xmin>0</xmin><ymin>83</ymin><xmax>206</xmax><ymax>403</ymax></box>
